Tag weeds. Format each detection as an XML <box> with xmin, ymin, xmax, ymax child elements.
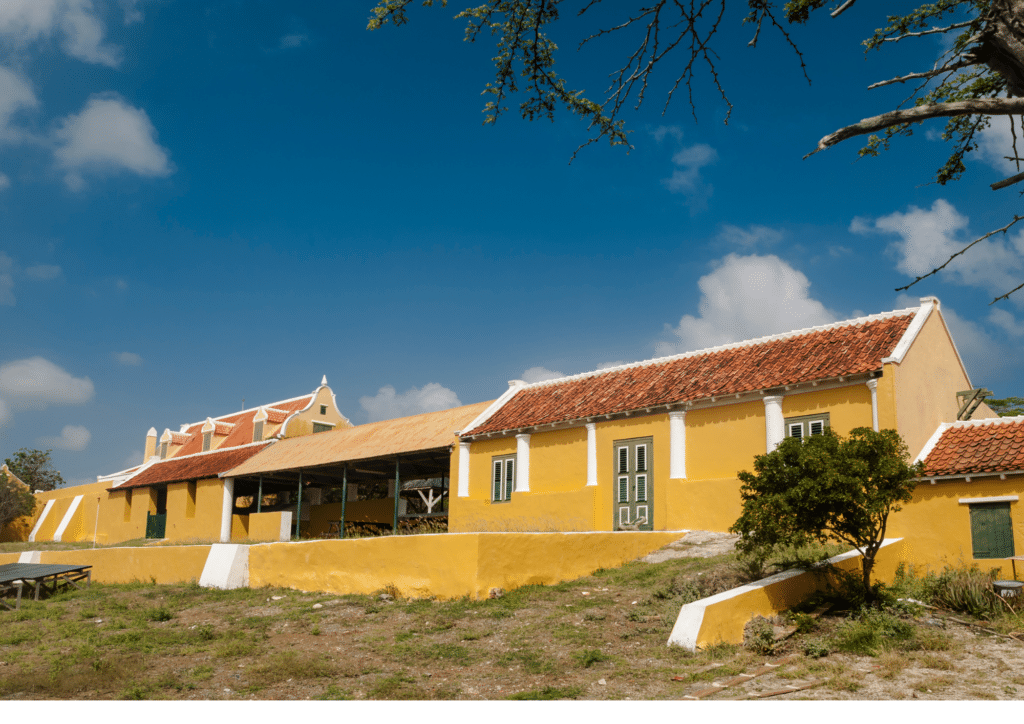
<box><xmin>508</xmin><ymin>685</ymin><xmax>583</xmax><ymax>700</ymax></box>
<box><xmin>572</xmin><ymin>649</ymin><xmax>611</xmax><ymax>668</ymax></box>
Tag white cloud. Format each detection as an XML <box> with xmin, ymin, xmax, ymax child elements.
<box><xmin>114</xmin><ymin>351</ymin><xmax>142</xmax><ymax>366</ymax></box>
<box><xmin>657</xmin><ymin>253</ymin><xmax>837</xmax><ymax>355</ymax></box>
<box><xmin>39</xmin><ymin>424</ymin><xmax>90</xmax><ymax>451</ymax></box>
<box><xmin>855</xmin><ymin>199</ymin><xmax>1024</xmax><ymax>297</ymax></box>
<box><xmin>0</xmin><ymin>173</ymin><xmax>9</xmax><ymax>190</ymax></box>
<box><xmin>649</xmin><ymin>125</ymin><xmax>683</xmax><ymax>143</ymax></box>
<box><xmin>54</xmin><ymin>94</ymin><xmax>172</xmax><ymax>189</ymax></box>
<box><xmin>989</xmin><ymin>307</ymin><xmax>1024</xmax><ymax>337</ymax></box>
<box><xmin>0</xmin><ymin>66</ymin><xmax>38</xmax><ymax>142</ymax></box>
<box><xmin>662</xmin><ymin>143</ymin><xmax>717</xmax><ymax>213</ymax></box>
<box><xmin>279</xmin><ymin>33</ymin><xmax>308</xmax><ymax>49</ymax></box>
<box><xmin>717</xmin><ymin>224</ymin><xmax>783</xmax><ymax>250</ymax></box>
<box><xmin>0</xmin><ymin>0</ymin><xmax>121</xmax><ymax>67</ymax></box>
<box><xmin>119</xmin><ymin>0</ymin><xmax>145</xmax><ymax>25</ymax></box>
<box><xmin>0</xmin><ymin>357</ymin><xmax>94</xmax><ymax>428</ymax></box>
<box><xmin>0</xmin><ymin>252</ymin><xmax>14</xmax><ymax>306</ymax></box>
<box><xmin>520</xmin><ymin>366</ymin><xmax>565</xmax><ymax>383</ymax></box>
<box><xmin>25</xmin><ymin>264</ymin><xmax>60</xmax><ymax>280</ymax></box>
<box><xmin>359</xmin><ymin>382</ymin><xmax>462</xmax><ymax>423</ymax></box>
<box><xmin>978</xmin><ymin>115</ymin><xmax>1023</xmax><ymax>176</ymax></box>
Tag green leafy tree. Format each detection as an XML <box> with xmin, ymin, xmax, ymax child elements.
<box><xmin>730</xmin><ymin>427</ymin><xmax>922</xmax><ymax>600</ymax></box>
<box><xmin>4</xmin><ymin>449</ymin><xmax>66</xmax><ymax>493</ymax></box>
<box><xmin>369</xmin><ymin>0</ymin><xmax>1024</xmax><ymax>300</ymax></box>
<box><xmin>988</xmin><ymin>396</ymin><xmax>1024</xmax><ymax>416</ymax></box>
<box><xmin>0</xmin><ymin>469</ymin><xmax>37</xmax><ymax>532</ymax></box>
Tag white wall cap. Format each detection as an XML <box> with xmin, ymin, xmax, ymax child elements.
<box><xmin>959</xmin><ymin>495</ymin><xmax>1019</xmax><ymax>505</ymax></box>
<box><xmin>147</xmin><ymin>427</ymin><xmax>157</xmax><ymax>437</ymax></box>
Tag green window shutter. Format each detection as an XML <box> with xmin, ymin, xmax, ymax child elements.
<box><xmin>636</xmin><ymin>444</ymin><xmax>647</xmax><ymax>472</ymax></box>
<box><xmin>788</xmin><ymin>423</ymin><xmax>803</xmax><ymax>439</ymax></box>
<box><xmin>618</xmin><ymin>476</ymin><xmax>629</xmax><ymax>503</ymax></box>
<box><xmin>253</xmin><ymin>421</ymin><xmax>264</xmax><ymax>442</ymax></box>
<box><xmin>970</xmin><ymin>503</ymin><xmax>1015</xmax><ymax>559</ymax></box>
<box><xmin>505</xmin><ymin>459</ymin><xmax>515</xmax><ymax>500</ymax></box>
<box><xmin>493</xmin><ymin>461</ymin><xmax>502</xmax><ymax>501</ymax></box>
<box><xmin>809</xmin><ymin>420</ymin><xmax>824</xmax><ymax>436</ymax></box>
<box><xmin>618</xmin><ymin>447</ymin><xmax>629</xmax><ymax>474</ymax></box>
<box><xmin>636</xmin><ymin>474</ymin><xmax>647</xmax><ymax>502</ymax></box>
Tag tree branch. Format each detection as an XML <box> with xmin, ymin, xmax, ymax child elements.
<box><xmin>867</xmin><ymin>59</ymin><xmax>977</xmax><ymax>89</ymax></box>
<box><xmin>993</xmin><ymin>280</ymin><xmax>1024</xmax><ymax>304</ymax></box>
<box><xmin>895</xmin><ymin>215</ymin><xmax>1024</xmax><ymax>292</ymax></box>
<box><xmin>806</xmin><ymin>97</ymin><xmax>1024</xmax><ymax>157</ymax></box>
<box><xmin>992</xmin><ymin>170</ymin><xmax>1024</xmax><ymax>189</ymax></box>
<box><xmin>881</xmin><ymin>20</ymin><xmax>975</xmax><ymax>44</ymax></box>
<box><xmin>831</xmin><ymin>0</ymin><xmax>857</xmax><ymax>19</ymax></box>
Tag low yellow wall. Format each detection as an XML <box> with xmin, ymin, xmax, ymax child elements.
<box><xmin>0</xmin><ymin>552</ymin><xmax>20</xmax><ymax>565</ymax></box>
<box><xmin>249</xmin><ymin>530</ymin><xmax>685</xmax><ymax>599</ymax></box>
<box><xmin>678</xmin><ymin>539</ymin><xmax>909</xmax><ymax>650</ymax></box>
<box><xmin>449</xmin><ymin>489</ymin><xmax>597</xmax><ymax>532</ymax></box>
<box><xmin>249</xmin><ymin>512</ymin><xmax>288</xmax><ymax>542</ymax></box>
<box><xmin>35</xmin><ymin>546</ymin><xmax>212</xmax><ymax>585</ymax></box>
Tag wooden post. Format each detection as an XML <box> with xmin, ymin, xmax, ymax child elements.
<box><xmin>392</xmin><ymin>458</ymin><xmax>400</xmax><ymax>534</ymax></box>
<box><xmin>340</xmin><ymin>464</ymin><xmax>348</xmax><ymax>540</ymax></box>
<box><xmin>257</xmin><ymin>475</ymin><xmax>263</xmax><ymax>513</ymax></box>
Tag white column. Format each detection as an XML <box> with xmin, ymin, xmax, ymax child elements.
<box><xmin>866</xmin><ymin>379</ymin><xmax>879</xmax><ymax>432</ymax></box>
<box><xmin>763</xmin><ymin>396</ymin><xmax>785</xmax><ymax>452</ymax></box>
<box><xmin>516</xmin><ymin>433</ymin><xmax>531</xmax><ymax>492</ymax></box>
<box><xmin>669</xmin><ymin>411</ymin><xmax>687</xmax><ymax>479</ymax></box>
<box><xmin>585</xmin><ymin>423</ymin><xmax>598</xmax><ymax>486</ymax></box>
<box><xmin>220</xmin><ymin>477</ymin><xmax>234</xmax><ymax>543</ymax></box>
<box><xmin>457</xmin><ymin>441</ymin><xmax>471</xmax><ymax>498</ymax></box>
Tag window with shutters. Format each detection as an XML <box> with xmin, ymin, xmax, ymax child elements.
<box><xmin>202</xmin><ymin>431</ymin><xmax>212</xmax><ymax>452</ymax></box>
<box><xmin>320</xmin><ymin>404</ymin><xmax>327</xmax><ymax>415</ymax></box>
<box><xmin>491</xmin><ymin>455</ymin><xmax>516</xmax><ymax>502</ymax></box>
<box><xmin>969</xmin><ymin>502</ymin><xmax>1015</xmax><ymax>559</ymax></box>
<box><xmin>612</xmin><ymin>437</ymin><xmax>653</xmax><ymax>530</ymax></box>
<box><xmin>160</xmin><ymin>442</ymin><xmax>168</xmax><ymax>459</ymax></box>
<box><xmin>253</xmin><ymin>421</ymin><xmax>264</xmax><ymax>442</ymax></box>
<box><xmin>312</xmin><ymin>422</ymin><xmax>332</xmax><ymax>433</ymax></box>
<box><xmin>785</xmin><ymin>413</ymin><xmax>830</xmax><ymax>440</ymax></box>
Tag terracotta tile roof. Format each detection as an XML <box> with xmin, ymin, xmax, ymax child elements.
<box><xmin>213</xmin><ymin>421</ymin><xmax>235</xmax><ymax>436</ymax></box>
<box><xmin>165</xmin><ymin>395</ymin><xmax>314</xmax><ymax>459</ymax></box>
<box><xmin>920</xmin><ymin>417</ymin><xmax>1024</xmax><ymax>477</ymax></box>
<box><xmin>112</xmin><ymin>442</ymin><xmax>273</xmax><ymax>490</ymax></box>
<box><xmin>265</xmin><ymin>408</ymin><xmax>289</xmax><ymax>424</ymax></box>
<box><xmin>466</xmin><ymin>310</ymin><xmax>916</xmax><ymax>436</ymax></box>
<box><xmin>168</xmin><ymin>431</ymin><xmax>189</xmax><ymax>445</ymax></box>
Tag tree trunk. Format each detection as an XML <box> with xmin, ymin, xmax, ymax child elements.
<box><xmin>862</xmin><ymin>553</ymin><xmax>875</xmax><ymax>602</ymax></box>
<box><xmin>978</xmin><ymin>0</ymin><xmax>1024</xmax><ymax>97</ymax></box>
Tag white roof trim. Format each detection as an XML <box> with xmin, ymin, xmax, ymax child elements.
<box><xmin>182</xmin><ymin>392</ymin><xmax>317</xmax><ymax>428</ymax></box>
<box><xmin>959</xmin><ymin>495</ymin><xmax>1019</xmax><ymax>505</ymax></box>
<box><xmin>914</xmin><ymin>421</ymin><xmax>952</xmax><ymax>464</ymax></box>
<box><xmin>881</xmin><ymin>297</ymin><xmax>935</xmax><ymax>366</ymax></box>
<box><xmin>458</xmin><ymin>382</ymin><xmax>528</xmax><ymax>437</ymax></box>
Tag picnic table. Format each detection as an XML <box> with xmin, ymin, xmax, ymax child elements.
<box><xmin>0</xmin><ymin>563</ymin><xmax>92</xmax><ymax>610</ymax></box>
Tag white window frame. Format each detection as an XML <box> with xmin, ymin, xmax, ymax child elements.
<box><xmin>491</xmin><ymin>455</ymin><xmax>516</xmax><ymax>503</ymax></box>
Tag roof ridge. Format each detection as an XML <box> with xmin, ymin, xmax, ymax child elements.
<box><xmin>520</xmin><ymin>306</ymin><xmax>919</xmax><ymax>391</ymax></box>
<box><xmin>143</xmin><ymin>439</ymin><xmax>272</xmax><ymax>469</ymax></box>
<box><xmin>182</xmin><ymin>393</ymin><xmax>315</xmax><ymax>428</ymax></box>
<box><xmin>948</xmin><ymin>415</ymin><xmax>1024</xmax><ymax>429</ymax></box>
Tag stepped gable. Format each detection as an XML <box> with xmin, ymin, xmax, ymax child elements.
<box><xmin>467</xmin><ymin>311</ymin><xmax>915</xmax><ymax>436</ymax></box>
<box><xmin>921</xmin><ymin>417</ymin><xmax>1024</xmax><ymax>477</ymax></box>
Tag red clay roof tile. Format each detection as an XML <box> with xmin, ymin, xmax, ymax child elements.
<box><xmin>466</xmin><ymin>311</ymin><xmax>916</xmax><ymax>436</ymax></box>
<box><xmin>921</xmin><ymin>418</ymin><xmax>1024</xmax><ymax>477</ymax></box>
<box><xmin>113</xmin><ymin>442</ymin><xmax>273</xmax><ymax>490</ymax></box>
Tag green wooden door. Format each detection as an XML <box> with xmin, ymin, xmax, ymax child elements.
<box><xmin>970</xmin><ymin>503</ymin><xmax>1015</xmax><ymax>559</ymax></box>
<box><xmin>613</xmin><ymin>437</ymin><xmax>652</xmax><ymax>531</ymax></box>
<box><xmin>146</xmin><ymin>512</ymin><xmax>167</xmax><ymax>539</ymax></box>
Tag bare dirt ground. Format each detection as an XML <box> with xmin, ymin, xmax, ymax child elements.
<box><xmin>2</xmin><ymin>531</ymin><xmax>1023</xmax><ymax>700</ymax></box>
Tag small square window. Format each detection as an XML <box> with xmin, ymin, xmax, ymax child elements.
<box><xmin>320</xmin><ymin>404</ymin><xmax>327</xmax><ymax>415</ymax></box>
<box><xmin>785</xmin><ymin>413</ymin><xmax>830</xmax><ymax>439</ymax></box>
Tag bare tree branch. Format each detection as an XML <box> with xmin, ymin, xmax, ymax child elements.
<box><xmin>867</xmin><ymin>59</ymin><xmax>977</xmax><ymax>89</ymax></box>
<box><xmin>881</xmin><ymin>20</ymin><xmax>976</xmax><ymax>44</ymax></box>
<box><xmin>993</xmin><ymin>280</ymin><xmax>1024</xmax><ymax>304</ymax></box>
<box><xmin>831</xmin><ymin>0</ymin><xmax>857</xmax><ymax>19</ymax></box>
<box><xmin>992</xmin><ymin>170</ymin><xmax>1024</xmax><ymax>189</ymax></box>
<box><xmin>895</xmin><ymin>215</ymin><xmax>1024</xmax><ymax>292</ymax></box>
<box><xmin>806</xmin><ymin>97</ymin><xmax>1024</xmax><ymax>157</ymax></box>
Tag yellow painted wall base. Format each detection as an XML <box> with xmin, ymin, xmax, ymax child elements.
<box><xmin>249</xmin><ymin>530</ymin><xmax>685</xmax><ymax>599</ymax></box>
<box><xmin>249</xmin><ymin>512</ymin><xmax>288</xmax><ymax>542</ymax></box>
<box><xmin>33</xmin><ymin>546</ymin><xmax>212</xmax><ymax>585</ymax></box>
<box><xmin>673</xmin><ymin>539</ymin><xmax>909</xmax><ymax>651</ymax></box>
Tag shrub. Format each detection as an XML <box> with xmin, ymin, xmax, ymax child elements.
<box><xmin>925</xmin><ymin>563</ymin><xmax>1001</xmax><ymax>618</ymax></box>
<box><xmin>832</xmin><ymin>608</ymin><xmax>915</xmax><ymax>656</ymax></box>
<box><xmin>744</xmin><ymin>616</ymin><xmax>777</xmax><ymax>655</ymax></box>
<box><xmin>802</xmin><ymin>638</ymin><xmax>830</xmax><ymax>658</ymax></box>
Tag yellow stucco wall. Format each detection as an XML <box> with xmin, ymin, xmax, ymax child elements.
<box><xmin>164</xmin><ymin>479</ymin><xmax>223</xmax><ymax>542</ymax></box>
<box><xmin>888</xmin><ymin>475</ymin><xmax>1024</xmax><ymax>579</ymax></box>
<box><xmin>686</xmin><ymin>400</ymin><xmax>765</xmax><ymax>482</ymax></box>
<box><xmin>249</xmin><ymin>530</ymin><xmax>685</xmax><ymax>599</ymax></box>
<box><xmin>894</xmin><ymin>309</ymin><xmax>987</xmax><ymax>459</ymax></box>
<box><xmin>530</xmin><ymin>427</ymin><xmax>588</xmax><ymax>492</ymax></box>
<box><xmin>450</xmin><ymin>489</ymin><xmax>597</xmax><ymax>532</ymax></box>
<box><xmin>37</xmin><ymin>546</ymin><xmax>212</xmax><ymax>584</ymax></box>
<box><xmin>782</xmin><ymin>385</ymin><xmax>874</xmax><ymax>435</ymax></box>
<box><xmin>689</xmin><ymin>539</ymin><xmax>909</xmax><ymax>649</ymax></box>
<box><xmin>249</xmin><ymin>511</ymin><xmax>288</xmax><ymax>542</ymax></box>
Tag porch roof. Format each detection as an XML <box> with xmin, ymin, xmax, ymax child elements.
<box><xmin>109</xmin><ymin>442</ymin><xmax>273</xmax><ymax>491</ymax></box>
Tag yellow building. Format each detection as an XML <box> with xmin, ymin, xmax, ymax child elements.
<box><xmin>447</xmin><ymin>297</ymin><xmax>996</xmax><ymax>534</ymax></box>
<box><xmin>890</xmin><ymin>416</ymin><xmax>1024</xmax><ymax>579</ymax></box>
<box><xmin>24</xmin><ymin>378</ymin><xmax>351</xmax><ymax>545</ymax></box>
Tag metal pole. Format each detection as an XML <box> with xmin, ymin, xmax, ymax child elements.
<box><xmin>392</xmin><ymin>458</ymin><xmax>400</xmax><ymax>534</ymax></box>
<box><xmin>295</xmin><ymin>470</ymin><xmax>303</xmax><ymax>540</ymax></box>
<box><xmin>340</xmin><ymin>464</ymin><xmax>347</xmax><ymax>540</ymax></box>
<box><xmin>257</xmin><ymin>475</ymin><xmax>263</xmax><ymax>513</ymax></box>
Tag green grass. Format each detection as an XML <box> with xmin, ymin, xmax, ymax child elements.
<box><xmin>507</xmin><ymin>685</ymin><xmax>583</xmax><ymax>700</ymax></box>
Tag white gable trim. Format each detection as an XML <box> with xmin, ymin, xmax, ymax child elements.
<box><xmin>882</xmin><ymin>297</ymin><xmax>935</xmax><ymax>366</ymax></box>
<box><xmin>914</xmin><ymin>421</ymin><xmax>952</xmax><ymax>464</ymax></box>
<box><xmin>458</xmin><ymin>381</ymin><xmax>527</xmax><ymax>437</ymax></box>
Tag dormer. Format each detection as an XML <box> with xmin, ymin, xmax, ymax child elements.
<box><xmin>201</xmin><ymin>418</ymin><xmax>216</xmax><ymax>452</ymax></box>
<box><xmin>159</xmin><ymin>428</ymin><xmax>190</xmax><ymax>459</ymax></box>
<box><xmin>252</xmin><ymin>407</ymin><xmax>269</xmax><ymax>442</ymax></box>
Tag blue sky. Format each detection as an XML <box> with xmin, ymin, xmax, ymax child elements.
<box><xmin>1</xmin><ymin>1</ymin><xmax>1021</xmax><ymax>487</ymax></box>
